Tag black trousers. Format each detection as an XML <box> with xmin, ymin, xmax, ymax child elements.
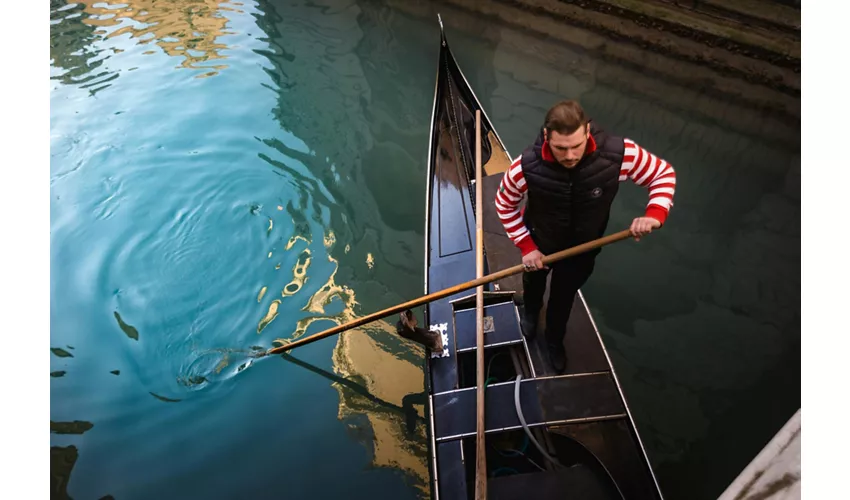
<box><xmin>522</xmin><ymin>254</ymin><xmax>596</xmax><ymax>343</ymax></box>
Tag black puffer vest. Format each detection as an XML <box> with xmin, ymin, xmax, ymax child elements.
<box><xmin>522</xmin><ymin>122</ymin><xmax>624</xmax><ymax>256</ymax></box>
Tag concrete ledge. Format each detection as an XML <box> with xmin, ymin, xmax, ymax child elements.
<box><xmin>717</xmin><ymin>408</ymin><xmax>801</xmax><ymax>500</ymax></box>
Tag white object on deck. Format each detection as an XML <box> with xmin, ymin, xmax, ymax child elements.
<box><xmin>717</xmin><ymin>408</ymin><xmax>800</xmax><ymax>500</ymax></box>
<box><xmin>430</xmin><ymin>322</ymin><xmax>450</xmax><ymax>358</ymax></box>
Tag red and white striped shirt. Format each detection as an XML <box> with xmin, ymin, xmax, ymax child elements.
<box><xmin>495</xmin><ymin>137</ymin><xmax>676</xmax><ymax>255</ymax></box>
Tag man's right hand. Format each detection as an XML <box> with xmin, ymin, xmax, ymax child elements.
<box><xmin>522</xmin><ymin>250</ymin><xmax>548</xmax><ymax>272</ymax></box>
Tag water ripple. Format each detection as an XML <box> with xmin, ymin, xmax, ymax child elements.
<box><xmin>50</xmin><ymin>0</ymin><xmax>434</xmax><ymax>498</ymax></box>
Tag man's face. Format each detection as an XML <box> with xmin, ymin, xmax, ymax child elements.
<box><xmin>546</xmin><ymin>125</ymin><xmax>589</xmax><ymax>168</ymax></box>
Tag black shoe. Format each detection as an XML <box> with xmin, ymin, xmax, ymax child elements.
<box><xmin>521</xmin><ymin>312</ymin><xmax>538</xmax><ymax>340</ymax></box>
<box><xmin>546</xmin><ymin>340</ymin><xmax>567</xmax><ymax>374</ymax></box>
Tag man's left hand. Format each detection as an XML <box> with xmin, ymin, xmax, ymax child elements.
<box><xmin>630</xmin><ymin>217</ymin><xmax>661</xmax><ymax>241</ymax></box>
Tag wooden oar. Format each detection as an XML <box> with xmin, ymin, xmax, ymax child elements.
<box><xmin>254</xmin><ymin>228</ymin><xmax>633</xmax><ymax>359</ymax></box>
<box><xmin>473</xmin><ymin>110</ymin><xmax>487</xmax><ymax>500</ymax></box>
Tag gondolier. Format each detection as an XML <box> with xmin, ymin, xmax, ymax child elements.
<box><xmin>495</xmin><ymin>100</ymin><xmax>677</xmax><ymax>373</ymax></box>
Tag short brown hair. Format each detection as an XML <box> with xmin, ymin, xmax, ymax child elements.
<box><xmin>544</xmin><ymin>100</ymin><xmax>587</xmax><ymax>135</ymax></box>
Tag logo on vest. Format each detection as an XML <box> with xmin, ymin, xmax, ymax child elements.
<box><xmin>591</xmin><ymin>187</ymin><xmax>603</xmax><ymax>198</ymax></box>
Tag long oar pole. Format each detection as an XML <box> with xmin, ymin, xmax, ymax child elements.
<box><xmin>473</xmin><ymin>110</ymin><xmax>487</xmax><ymax>500</ymax></box>
<box><xmin>255</xmin><ymin>228</ymin><xmax>632</xmax><ymax>358</ymax></box>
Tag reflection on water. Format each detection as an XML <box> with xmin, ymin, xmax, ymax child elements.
<box><xmin>51</xmin><ymin>420</ymin><xmax>94</xmax><ymax>499</ymax></box>
<box><xmin>333</xmin><ymin>326</ymin><xmax>430</xmax><ymax>496</ymax></box>
<box><xmin>51</xmin><ymin>445</ymin><xmax>78</xmax><ymax>499</ymax></box>
<box><xmin>51</xmin><ymin>0</ymin><xmax>432</xmax><ymax>496</ymax></box>
<box><xmin>270</xmin><ymin>229</ymin><xmax>357</xmax><ymax>346</ymax></box>
<box><xmin>81</xmin><ymin>0</ymin><xmax>235</xmax><ymax>76</ymax></box>
<box><xmin>256</xmin><ymin>298</ymin><xmax>280</xmax><ymax>333</ymax></box>
<box><xmin>51</xmin><ymin>420</ymin><xmax>95</xmax><ymax>435</ymax></box>
<box><xmin>282</xmin><ymin>346</ymin><xmax>430</xmax><ymax>494</ymax></box>
<box><xmin>282</xmin><ymin>249</ymin><xmax>311</xmax><ymax>297</ymax></box>
<box><xmin>113</xmin><ymin>311</ymin><xmax>139</xmax><ymax>340</ymax></box>
<box><xmin>50</xmin><ymin>0</ymin><xmax>238</xmax><ymax>93</ymax></box>
<box><xmin>149</xmin><ymin>392</ymin><xmax>182</xmax><ymax>403</ymax></box>
<box><xmin>51</xmin><ymin>347</ymin><xmax>74</xmax><ymax>358</ymax></box>
<box><xmin>50</xmin><ymin>0</ymin><xmax>104</xmax><ymax>88</ymax></box>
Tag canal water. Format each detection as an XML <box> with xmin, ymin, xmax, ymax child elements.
<box><xmin>50</xmin><ymin>0</ymin><xmax>800</xmax><ymax>499</ymax></box>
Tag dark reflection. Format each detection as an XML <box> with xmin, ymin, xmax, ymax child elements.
<box><xmin>50</xmin><ymin>0</ymin><xmax>117</xmax><ymax>93</ymax></box>
<box><xmin>51</xmin><ymin>420</ymin><xmax>94</xmax><ymax>435</ymax></box>
<box><xmin>51</xmin><ymin>371</ymin><xmax>67</xmax><ymax>378</ymax></box>
<box><xmin>51</xmin><ymin>347</ymin><xmax>74</xmax><ymax>358</ymax></box>
<box><xmin>257</xmin><ymin>150</ymin><xmax>322</xmax><ymax>236</ymax></box>
<box><xmin>281</xmin><ymin>353</ymin><xmax>426</xmax><ymax>434</ymax></box>
<box><xmin>149</xmin><ymin>392</ymin><xmax>182</xmax><ymax>403</ymax></box>
<box><xmin>252</xmin><ymin>0</ymin><xmax>436</xmax><ymax>311</ymax></box>
<box><xmin>51</xmin><ymin>445</ymin><xmax>77</xmax><ymax>500</ymax></box>
<box><xmin>259</xmin><ymin>137</ymin><xmax>348</xmax><ymax>224</ymax></box>
<box><xmin>114</xmin><ymin>311</ymin><xmax>139</xmax><ymax>340</ymax></box>
<box><xmin>250</xmin><ymin>14</ymin><xmax>436</xmax><ymax>494</ymax></box>
<box><xmin>250</xmin><ymin>0</ymin><xmax>389</xmax><ymax>226</ymax></box>
<box><xmin>110</xmin><ymin>370</ymin><xmax>120</xmax><ymax>376</ymax></box>
<box><xmin>180</xmin><ymin>375</ymin><xmax>208</xmax><ymax>386</ymax></box>
<box><xmin>250</xmin><ymin>1</ymin><xmax>371</xmax><ymax>176</ymax></box>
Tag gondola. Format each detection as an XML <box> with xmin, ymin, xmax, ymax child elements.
<box><xmin>422</xmin><ymin>15</ymin><xmax>665</xmax><ymax>500</ymax></box>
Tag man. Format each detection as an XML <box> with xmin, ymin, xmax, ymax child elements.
<box><xmin>495</xmin><ymin>100</ymin><xmax>676</xmax><ymax>373</ymax></box>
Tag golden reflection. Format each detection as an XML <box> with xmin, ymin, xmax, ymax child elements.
<box><xmin>257</xmin><ymin>286</ymin><xmax>267</xmax><ymax>302</ymax></box>
<box><xmin>273</xmin><ymin>230</ymin><xmax>354</xmax><ymax>343</ymax></box>
<box><xmin>483</xmin><ymin>131</ymin><xmax>513</xmax><ymax>175</ymax></box>
<box><xmin>268</xmin><ymin>218</ymin><xmax>274</xmax><ymax>234</ymax></box>
<box><xmin>213</xmin><ymin>355</ymin><xmax>229</xmax><ymax>374</ymax></box>
<box><xmin>324</xmin><ymin>230</ymin><xmax>336</xmax><ymax>249</ymax></box>
<box><xmin>302</xmin><ymin>265</ymin><xmax>350</xmax><ymax>317</ymax></box>
<box><xmin>333</xmin><ymin>325</ymin><xmax>429</xmax><ymax>497</ymax></box>
<box><xmin>272</xmin><ymin>228</ymin><xmax>429</xmax><ymax>496</ymax></box>
<box><xmin>77</xmin><ymin>0</ymin><xmax>238</xmax><ymax>77</ymax></box>
<box><xmin>434</xmin><ymin>102</ymin><xmax>510</xmax><ymax>189</ymax></box>
<box><xmin>282</xmin><ymin>249</ymin><xmax>311</xmax><ymax>298</ymax></box>
<box><xmin>366</xmin><ymin>253</ymin><xmax>375</xmax><ymax>269</ymax></box>
<box><xmin>257</xmin><ymin>299</ymin><xmax>281</xmax><ymax>333</ymax></box>
<box><xmin>285</xmin><ymin>235</ymin><xmax>310</xmax><ymax>251</ymax></box>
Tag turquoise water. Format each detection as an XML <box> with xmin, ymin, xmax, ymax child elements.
<box><xmin>51</xmin><ymin>1</ymin><xmax>432</xmax><ymax>498</ymax></box>
<box><xmin>51</xmin><ymin>1</ymin><xmax>800</xmax><ymax>499</ymax></box>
